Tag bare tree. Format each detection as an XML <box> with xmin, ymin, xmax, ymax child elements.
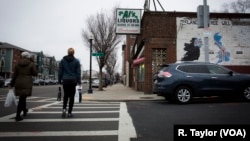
<box><xmin>82</xmin><ymin>7</ymin><xmax>123</xmax><ymax>90</ymax></box>
<box><xmin>221</xmin><ymin>0</ymin><xmax>250</xmax><ymax>13</ymax></box>
<box><xmin>82</xmin><ymin>70</ymin><xmax>89</xmax><ymax>80</ymax></box>
<box><xmin>221</xmin><ymin>3</ymin><xmax>230</xmax><ymax>13</ymax></box>
<box><xmin>105</xmin><ymin>49</ymin><xmax>118</xmax><ymax>85</ymax></box>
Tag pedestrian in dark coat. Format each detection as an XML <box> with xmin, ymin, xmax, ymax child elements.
<box><xmin>10</xmin><ymin>51</ymin><xmax>37</xmax><ymax>121</ymax></box>
<box><xmin>58</xmin><ymin>47</ymin><xmax>81</xmax><ymax>118</ymax></box>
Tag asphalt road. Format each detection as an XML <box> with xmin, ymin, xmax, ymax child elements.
<box><xmin>127</xmin><ymin>100</ymin><xmax>250</xmax><ymax>141</ymax></box>
<box><xmin>0</xmin><ymin>85</ymin><xmax>135</xmax><ymax>141</ymax></box>
<box><xmin>1</xmin><ymin>86</ymin><xmax>250</xmax><ymax>141</ymax></box>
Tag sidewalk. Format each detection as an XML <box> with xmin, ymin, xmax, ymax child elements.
<box><xmin>82</xmin><ymin>83</ymin><xmax>164</xmax><ymax>102</ymax></box>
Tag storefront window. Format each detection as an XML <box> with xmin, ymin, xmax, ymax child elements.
<box><xmin>152</xmin><ymin>48</ymin><xmax>167</xmax><ymax>73</ymax></box>
<box><xmin>137</xmin><ymin>63</ymin><xmax>144</xmax><ymax>81</ymax></box>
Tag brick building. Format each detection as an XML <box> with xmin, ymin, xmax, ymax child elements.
<box><xmin>123</xmin><ymin>11</ymin><xmax>250</xmax><ymax>94</ymax></box>
<box><xmin>0</xmin><ymin>42</ymin><xmax>59</xmax><ymax>80</ymax></box>
<box><xmin>0</xmin><ymin>42</ymin><xmax>30</xmax><ymax>78</ymax></box>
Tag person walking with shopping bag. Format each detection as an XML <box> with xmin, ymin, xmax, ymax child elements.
<box><xmin>10</xmin><ymin>52</ymin><xmax>37</xmax><ymax>121</ymax></box>
<box><xmin>58</xmin><ymin>48</ymin><xmax>81</xmax><ymax>118</ymax></box>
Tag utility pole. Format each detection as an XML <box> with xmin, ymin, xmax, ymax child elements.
<box><xmin>144</xmin><ymin>0</ymin><xmax>165</xmax><ymax>11</ymax></box>
<box><xmin>197</xmin><ymin>0</ymin><xmax>210</xmax><ymax>62</ymax></box>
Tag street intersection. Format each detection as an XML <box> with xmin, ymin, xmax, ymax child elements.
<box><xmin>0</xmin><ymin>96</ymin><xmax>136</xmax><ymax>141</ymax></box>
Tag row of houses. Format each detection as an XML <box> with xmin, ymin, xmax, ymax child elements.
<box><xmin>0</xmin><ymin>42</ymin><xmax>59</xmax><ymax>80</ymax></box>
<box><xmin>122</xmin><ymin>11</ymin><xmax>250</xmax><ymax>94</ymax></box>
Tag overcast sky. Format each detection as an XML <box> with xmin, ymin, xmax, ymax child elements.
<box><xmin>0</xmin><ymin>0</ymin><xmax>232</xmax><ymax>71</ymax></box>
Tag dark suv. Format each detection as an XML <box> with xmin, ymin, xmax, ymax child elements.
<box><xmin>153</xmin><ymin>62</ymin><xmax>250</xmax><ymax>104</ymax></box>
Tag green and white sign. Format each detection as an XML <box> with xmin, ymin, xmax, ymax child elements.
<box><xmin>116</xmin><ymin>9</ymin><xmax>141</xmax><ymax>34</ymax></box>
<box><xmin>92</xmin><ymin>52</ymin><xmax>104</xmax><ymax>56</ymax></box>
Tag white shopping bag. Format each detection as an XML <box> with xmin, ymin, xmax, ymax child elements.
<box><xmin>4</xmin><ymin>89</ymin><xmax>18</xmax><ymax>107</ymax></box>
<box><xmin>75</xmin><ymin>85</ymin><xmax>82</xmax><ymax>103</ymax></box>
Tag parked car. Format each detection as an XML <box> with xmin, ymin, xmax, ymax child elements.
<box><xmin>0</xmin><ymin>76</ymin><xmax>4</xmax><ymax>87</ymax></box>
<box><xmin>4</xmin><ymin>78</ymin><xmax>11</xmax><ymax>87</ymax></box>
<box><xmin>43</xmin><ymin>79</ymin><xmax>57</xmax><ymax>85</ymax></box>
<box><xmin>153</xmin><ymin>62</ymin><xmax>250</xmax><ymax>104</ymax></box>
<box><xmin>44</xmin><ymin>79</ymin><xmax>52</xmax><ymax>85</ymax></box>
<box><xmin>33</xmin><ymin>79</ymin><xmax>45</xmax><ymax>85</ymax></box>
<box><xmin>92</xmin><ymin>79</ymin><xmax>100</xmax><ymax>88</ymax></box>
<box><xmin>92</xmin><ymin>79</ymin><xmax>107</xmax><ymax>88</ymax></box>
<box><xmin>50</xmin><ymin>80</ymin><xmax>58</xmax><ymax>85</ymax></box>
<box><xmin>81</xmin><ymin>79</ymin><xmax>88</xmax><ymax>84</ymax></box>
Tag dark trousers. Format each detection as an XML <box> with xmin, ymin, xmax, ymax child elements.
<box><xmin>16</xmin><ymin>95</ymin><xmax>27</xmax><ymax>117</ymax></box>
<box><xmin>63</xmin><ymin>84</ymin><xmax>76</xmax><ymax>113</ymax></box>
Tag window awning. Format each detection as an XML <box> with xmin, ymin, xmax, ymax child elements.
<box><xmin>133</xmin><ymin>57</ymin><xmax>145</xmax><ymax>66</ymax></box>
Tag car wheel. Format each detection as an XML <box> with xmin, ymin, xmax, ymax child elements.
<box><xmin>243</xmin><ymin>85</ymin><xmax>250</xmax><ymax>101</ymax></box>
<box><xmin>174</xmin><ymin>86</ymin><xmax>192</xmax><ymax>104</ymax></box>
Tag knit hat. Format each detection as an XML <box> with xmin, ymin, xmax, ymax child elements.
<box><xmin>21</xmin><ymin>51</ymin><xmax>30</xmax><ymax>58</ymax></box>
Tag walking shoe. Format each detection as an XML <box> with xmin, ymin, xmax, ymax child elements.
<box><xmin>15</xmin><ymin>116</ymin><xmax>23</xmax><ymax>122</ymax></box>
<box><xmin>61</xmin><ymin>109</ymin><xmax>66</xmax><ymax>118</ymax></box>
<box><xmin>23</xmin><ymin>109</ymin><xmax>28</xmax><ymax>117</ymax></box>
<box><xmin>67</xmin><ymin>113</ymin><xmax>73</xmax><ymax>118</ymax></box>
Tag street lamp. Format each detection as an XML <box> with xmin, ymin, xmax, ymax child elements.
<box><xmin>88</xmin><ymin>34</ymin><xmax>93</xmax><ymax>94</ymax></box>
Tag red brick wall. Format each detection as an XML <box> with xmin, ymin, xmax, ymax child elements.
<box><xmin>142</xmin><ymin>12</ymin><xmax>178</xmax><ymax>93</ymax></box>
<box><xmin>224</xmin><ymin>66</ymin><xmax>250</xmax><ymax>74</ymax></box>
<box><xmin>126</xmin><ymin>35</ymin><xmax>136</xmax><ymax>87</ymax></box>
<box><xmin>130</xmin><ymin>12</ymin><xmax>250</xmax><ymax>93</ymax></box>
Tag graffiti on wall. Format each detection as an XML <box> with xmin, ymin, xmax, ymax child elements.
<box><xmin>213</xmin><ymin>32</ymin><xmax>230</xmax><ymax>63</ymax></box>
<box><xmin>177</xmin><ymin>17</ymin><xmax>250</xmax><ymax>65</ymax></box>
<box><xmin>181</xmin><ymin>38</ymin><xmax>202</xmax><ymax>61</ymax></box>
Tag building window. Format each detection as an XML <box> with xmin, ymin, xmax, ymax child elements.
<box><xmin>32</xmin><ymin>54</ymin><xmax>37</xmax><ymax>63</ymax></box>
<box><xmin>152</xmin><ymin>48</ymin><xmax>167</xmax><ymax>73</ymax></box>
<box><xmin>0</xmin><ymin>57</ymin><xmax>5</xmax><ymax>68</ymax></box>
<box><xmin>137</xmin><ymin>63</ymin><xmax>144</xmax><ymax>81</ymax></box>
<box><xmin>1</xmin><ymin>49</ymin><xmax>6</xmax><ymax>55</ymax></box>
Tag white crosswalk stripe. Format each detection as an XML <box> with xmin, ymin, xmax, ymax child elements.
<box><xmin>0</xmin><ymin>130</ymin><xmax>119</xmax><ymax>137</ymax></box>
<box><xmin>0</xmin><ymin>98</ymin><xmax>137</xmax><ymax>141</ymax></box>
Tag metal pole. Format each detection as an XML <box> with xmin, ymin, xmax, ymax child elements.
<box><xmin>88</xmin><ymin>38</ymin><xmax>93</xmax><ymax>94</ymax></box>
<box><xmin>203</xmin><ymin>0</ymin><xmax>209</xmax><ymax>62</ymax></box>
<box><xmin>0</xmin><ymin>60</ymin><xmax>3</xmax><ymax>76</ymax></box>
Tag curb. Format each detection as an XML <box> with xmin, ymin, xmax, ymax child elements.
<box><xmin>81</xmin><ymin>93</ymin><xmax>165</xmax><ymax>102</ymax></box>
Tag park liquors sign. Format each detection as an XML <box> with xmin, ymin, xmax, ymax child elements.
<box><xmin>116</xmin><ymin>9</ymin><xmax>141</xmax><ymax>34</ymax></box>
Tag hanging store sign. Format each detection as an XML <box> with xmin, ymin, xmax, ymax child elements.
<box><xmin>116</xmin><ymin>9</ymin><xmax>141</xmax><ymax>34</ymax></box>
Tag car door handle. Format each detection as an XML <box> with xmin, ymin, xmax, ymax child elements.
<box><xmin>186</xmin><ymin>75</ymin><xmax>193</xmax><ymax>78</ymax></box>
<box><xmin>211</xmin><ymin>77</ymin><xmax>217</xmax><ymax>79</ymax></box>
